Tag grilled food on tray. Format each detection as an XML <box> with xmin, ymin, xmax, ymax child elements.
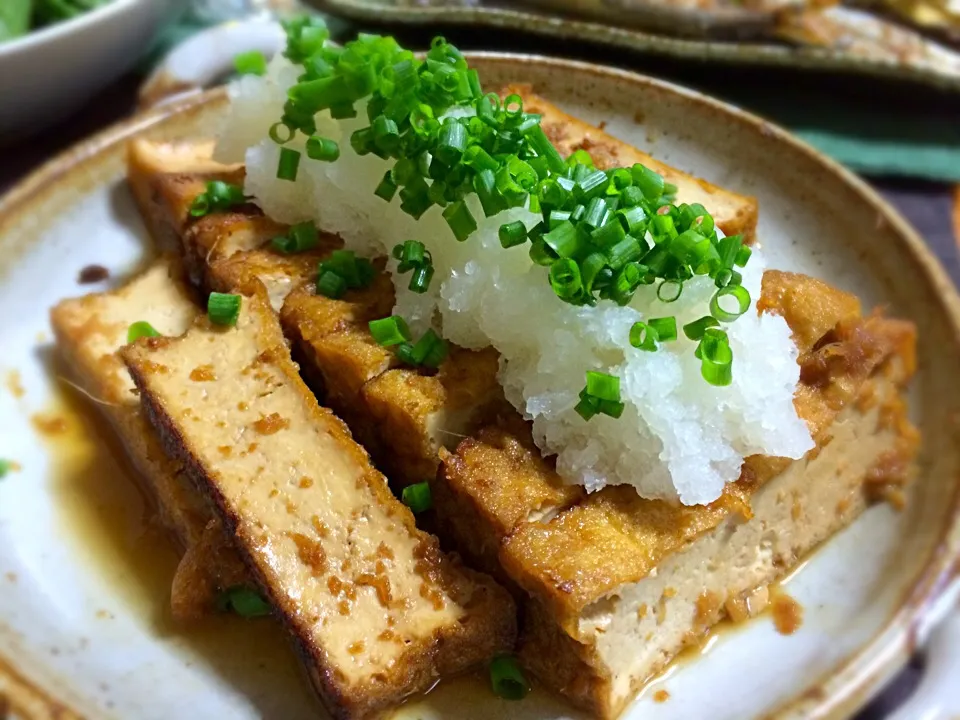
<box><xmin>515</xmin><ymin>0</ymin><xmax>838</xmax><ymax>36</ymax></box>
<box><xmin>50</xmin><ymin>18</ymin><xmax>918</xmax><ymax>720</ymax></box>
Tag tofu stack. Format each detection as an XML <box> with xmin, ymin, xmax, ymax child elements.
<box><xmin>121</xmin><ymin>288</ymin><xmax>514</xmax><ymax>718</ymax></box>
<box><xmin>52</xmin><ymin>151</ymin><xmax>517</xmax><ymax>719</ymax></box>
<box><xmin>52</xmin><ymin>87</ymin><xmax>917</xmax><ymax>720</ymax></box>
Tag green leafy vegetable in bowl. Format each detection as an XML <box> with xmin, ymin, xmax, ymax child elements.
<box><xmin>0</xmin><ymin>0</ymin><xmax>113</xmax><ymax>43</ymax></box>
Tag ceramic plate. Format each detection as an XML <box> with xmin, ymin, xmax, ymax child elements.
<box><xmin>311</xmin><ymin>0</ymin><xmax>960</xmax><ymax>93</ymax></box>
<box><xmin>1</xmin><ymin>53</ymin><xmax>959</xmax><ymax>720</ymax></box>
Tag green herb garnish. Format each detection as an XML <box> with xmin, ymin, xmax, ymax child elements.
<box><xmin>127</xmin><ymin>321</ymin><xmax>160</xmax><ymax>344</ymax></box>
<box><xmin>271</xmin><ymin>17</ymin><xmax>755</xmax><ymax>391</ymax></box>
<box><xmin>401</xmin><ymin>482</ymin><xmax>432</xmax><ymax>513</ymax></box>
<box><xmin>315</xmin><ymin>250</ymin><xmax>375</xmax><ymax>298</ymax></box>
<box><xmin>272</xmin><ymin>222</ymin><xmax>320</xmax><ymax>255</ymax></box>
<box><xmin>190</xmin><ymin>180</ymin><xmax>247</xmax><ymax>218</ymax></box>
<box><xmin>207</xmin><ymin>293</ymin><xmax>242</xmax><ymax>327</ymax></box>
<box><xmin>216</xmin><ymin>586</ymin><xmax>272</xmax><ymax>618</ymax></box>
<box><xmin>575</xmin><ymin>371</ymin><xmax>625</xmax><ymax>421</ymax></box>
<box><xmin>489</xmin><ymin>655</ymin><xmax>530</xmax><ymax>700</ymax></box>
<box><xmin>234</xmin><ymin>50</ymin><xmax>267</xmax><ymax>77</ymax></box>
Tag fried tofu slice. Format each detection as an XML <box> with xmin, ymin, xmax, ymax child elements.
<box><xmin>439</xmin><ymin>272</ymin><xmax>918</xmax><ymax>718</ymax></box>
<box><xmin>178</xmin><ymin>211</ymin><xmax>288</xmax><ymax>289</ymax></box>
<box><xmin>128</xmin><ymin>138</ymin><xmax>247</xmax><ymax>249</ymax></box>
<box><xmin>280</xmin><ymin>279</ymin><xmax>398</xmax><ymax>454</ymax></box>
<box><xmin>122</xmin><ymin>288</ymin><xmax>516</xmax><ymax>720</ymax></box>
<box><xmin>433</xmin><ymin>416</ymin><xmax>584</xmax><ymax>583</ymax></box>
<box><xmin>506</xmin><ymin>85</ymin><xmax>760</xmax><ymax>243</ymax></box>
<box><xmin>129</xmin><ymin>139</ymin><xmax>343</xmax><ymax>311</ymax></box>
<box><xmin>360</xmin><ymin>347</ymin><xmax>507</xmax><ymax>485</ymax></box>
<box><xmin>281</xmin><ymin>281</ymin><xmax>510</xmax><ymax>487</ymax></box>
<box><xmin>50</xmin><ymin>256</ymin><xmax>247</xmax><ymax>620</ymax></box>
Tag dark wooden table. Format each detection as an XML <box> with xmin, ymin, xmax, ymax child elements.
<box><xmin>0</xmin><ymin>59</ymin><xmax>952</xmax><ymax>717</ymax></box>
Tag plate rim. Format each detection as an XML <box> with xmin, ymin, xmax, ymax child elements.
<box><xmin>1</xmin><ymin>52</ymin><xmax>959</xmax><ymax>719</ymax></box>
<box><xmin>314</xmin><ymin>0</ymin><xmax>960</xmax><ymax>93</ymax></box>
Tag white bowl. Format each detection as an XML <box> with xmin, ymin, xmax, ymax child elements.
<box><xmin>0</xmin><ymin>0</ymin><xmax>186</xmax><ymax>142</ymax></box>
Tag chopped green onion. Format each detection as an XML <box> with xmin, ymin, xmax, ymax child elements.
<box><xmin>576</xmin><ymin>168</ymin><xmax>610</xmax><ymax>202</ymax></box>
<box><xmin>521</xmin><ymin>124</ymin><xmax>565</xmax><ymax>174</ymax></box>
<box><xmin>710</xmin><ymin>285</ymin><xmax>751</xmax><ymax>323</ymax></box>
<box><xmin>632</xmin><ymin>164</ymin><xmax>664</xmax><ymax>200</ymax></box>
<box><xmin>409</xmin><ymin>264</ymin><xmax>434</xmax><ymax>294</ymax></box>
<box><xmin>629</xmin><ymin>322</ymin><xmax>658</xmax><ymax>351</ymax></box>
<box><xmin>217</xmin><ymin>586</ymin><xmax>271</xmax><ymax>618</ymax></box>
<box><xmin>189</xmin><ymin>194</ymin><xmax>210</xmax><ymax>217</ymax></box>
<box><xmin>234</xmin><ymin>50</ymin><xmax>267</xmax><ymax>76</ymax></box>
<box><xmin>717</xmin><ymin>236</ymin><xmax>742</xmax><ymax>269</ymax></box>
<box><xmin>395</xmin><ymin>343</ymin><xmax>418</xmax><ymax>366</ymax></box>
<box><xmin>617</xmin><ymin>205</ymin><xmax>647</xmax><ymax>235</ymax></box>
<box><xmin>207</xmin><ymin>180</ymin><xmax>246</xmax><ymax>208</ymax></box>
<box><xmin>0</xmin><ymin>459</ymin><xmax>11</xmax><ymax>479</ymax></box>
<box><xmin>319</xmin><ymin>250</ymin><xmax>374</xmax><ymax>291</ymax></box>
<box><xmin>735</xmin><ymin>244</ymin><xmax>752</xmax><ymax>267</ymax></box>
<box><xmin>648</xmin><ymin>317</ymin><xmax>677</xmax><ymax>342</ymax></box>
<box><xmin>489</xmin><ymin>655</ymin><xmax>531</xmax><ymax>701</ymax></box>
<box><xmin>375</xmin><ymin>171</ymin><xmax>398</xmax><ymax>202</ymax></box>
<box><xmin>436</xmin><ymin>121</ymin><xmax>467</xmax><ymax>165</ymax></box>
<box><xmin>270</xmin><ymin>122</ymin><xmax>294</xmax><ymax>144</ymax></box>
<box><xmin>657</xmin><ymin>279</ymin><xmax>683</xmax><ymax>303</ymax></box>
<box><xmin>372</xmin><ymin>115</ymin><xmax>400</xmax><ymax>152</ymax></box>
<box><xmin>651</xmin><ymin>214</ymin><xmax>677</xmax><ymax>241</ymax></box>
<box><xmin>369</xmin><ymin>316</ymin><xmax>412</xmax><ymax>347</ymax></box>
<box><xmin>543</xmin><ymin>221</ymin><xmax>580</xmax><ymax>259</ymax></box>
<box><xmin>683</xmin><ymin>316</ymin><xmax>720</xmax><ymax>341</ymax></box>
<box><xmin>272</xmin><ymin>222</ymin><xmax>319</xmax><ymax>254</ymax></box>
<box><xmin>549</xmin><ymin>259</ymin><xmax>582</xmax><ymax>302</ymax></box>
<box><xmin>127</xmin><ymin>321</ymin><xmax>160</xmax><ymax>344</ymax></box>
<box><xmin>499</xmin><ymin>221</ymin><xmax>528</xmax><ymax>249</ymax></box>
<box><xmin>442</xmin><ymin>200</ymin><xmax>477</xmax><ymax>242</ymax></box>
<box><xmin>190</xmin><ymin>181</ymin><xmax>246</xmax><ymax>218</ymax></box>
<box><xmin>599</xmin><ymin>399</ymin><xmax>625</xmax><ymax>419</ymax></box>
<box><xmin>277</xmin><ymin>147</ymin><xmax>301</xmax><ymax>181</ymax></box>
<box><xmin>529</xmin><ymin>239</ymin><xmax>556</xmax><ymax>267</ymax></box>
<box><xmin>585</xmin><ymin>371</ymin><xmax>620</xmax><ymax>403</ymax></box>
<box><xmin>699</xmin><ymin>330</ymin><xmax>734</xmax><ymax>386</ymax></box>
<box><xmin>713</xmin><ymin>269</ymin><xmax>733</xmax><ymax>288</ymax></box>
<box><xmin>605</xmin><ymin>236</ymin><xmax>643</xmax><ymax>270</ymax></box>
<box><xmin>401</xmin><ymin>481</ymin><xmax>432</xmax><ymax>513</ymax></box>
<box><xmin>208</xmin><ymin>293</ymin><xmax>242</xmax><ymax>327</ymax></box>
<box><xmin>395</xmin><ymin>240</ymin><xmax>425</xmax><ymax>271</ymax></box>
<box><xmin>412</xmin><ymin>329</ymin><xmax>449</xmax><ymax>369</ymax></box>
<box><xmin>316</xmin><ymin>270</ymin><xmax>347</xmax><ymax>298</ymax></box>
<box><xmin>306</xmin><ymin>135</ymin><xmax>340</xmax><ymax>162</ymax></box>
<box><xmin>575</xmin><ymin>391</ymin><xmax>599</xmax><ymax>421</ymax></box>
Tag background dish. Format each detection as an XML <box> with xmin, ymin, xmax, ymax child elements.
<box><xmin>1</xmin><ymin>53</ymin><xmax>959</xmax><ymax>719</ymax></box>
<box><xmin>0</xmin><ymin>0</ymin><xmax>186</xmax><ymax>142</ymax></box>
<box><xmin>310</xmin><ymin>0</ymin><xmax>960</xmax><ymax>93</ymax></box>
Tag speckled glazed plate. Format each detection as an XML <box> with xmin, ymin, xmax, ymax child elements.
<box><xmin>312</xmin><ymin>0</ymin><xmax>960</xmax><ymax>93</ymax></box>
<box><xmin>1</xmin><ymin>53</ymin><xmax>960</xmax><ymax>720</ymax></box>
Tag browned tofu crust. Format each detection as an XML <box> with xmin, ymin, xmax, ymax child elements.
<box><xmin>122</xmin><ymin>288</ymin><xmax>516</xmax><ymax>720</ymax></box>
<box><xmin>280</xmin><ymin>278</ymin><xmax>398</xmax><ymax>455</ymax></box>
<box><xmin>504</xmin><ymin>85</ymin><xmax>760</xmax><ymax>243</ymax></box>
<box><xmin>434</xmin><ymin>416</ymin><xmax>584</xmax><ymax>583</ymax></box>
<box><xmin>360</xmin><ymin>346</ymin><xmax>508</xmax><ymax>486</ymax></box>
